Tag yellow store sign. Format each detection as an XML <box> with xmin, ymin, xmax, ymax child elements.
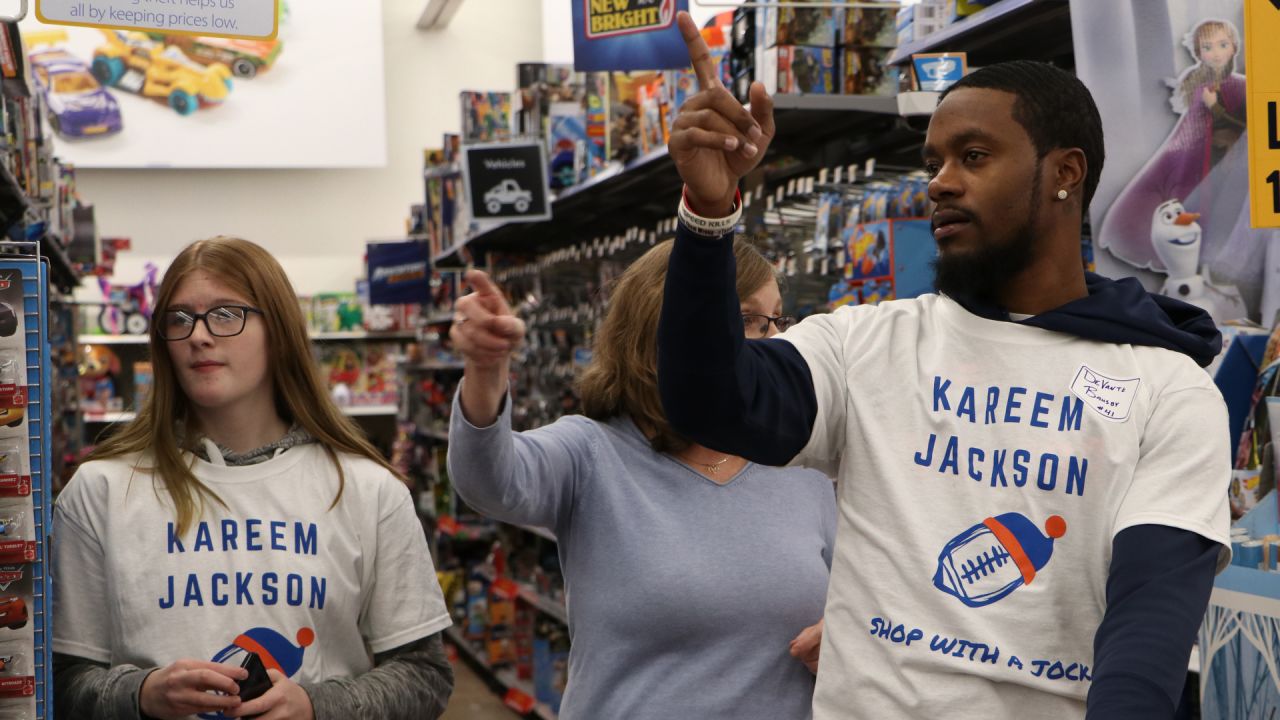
<box><xmin>1245</xmin><ymin>0</ymin><xmax>1280</xmax><ymax>227</ymax></box>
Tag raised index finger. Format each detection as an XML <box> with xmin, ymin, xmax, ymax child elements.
<box><xmin>464</xmin><ymin>269</ymin><xmax>501</xmax><ymax>298</ymax></box>
<box><xmin>677</xmin><ymin>11</ymin><xmax>719</xmax><ymax>91</ymax></box>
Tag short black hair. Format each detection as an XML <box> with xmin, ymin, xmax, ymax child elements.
<box><xmin>940</xmin><ymin>61</ymin><xmax>1105</xmax><ymax>215</ymax></box>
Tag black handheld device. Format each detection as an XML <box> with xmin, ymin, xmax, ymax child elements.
<box><xmin>238</xmin><ymin>651</ymin><xmax>273</xmax><ymax>710</ymax></box>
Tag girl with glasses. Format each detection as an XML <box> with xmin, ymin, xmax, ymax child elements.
<box><xmin>53</xmin><ymin>237</ymin><xmax>454</xmax><ymax>720</ymax></box>
<box><xmin>447</xmin><ymin>239</ymin><xmax>835</xmax><ymax>720</ymax></box>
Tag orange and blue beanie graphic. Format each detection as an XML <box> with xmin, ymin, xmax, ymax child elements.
<box><xmin>933</xmin><ymin>513</ymin><xmax>1067</xmax><ymax>608</ymax></box>
<box><xmin>200</xmin><ymin>627</ymin><xmax>315</xmax><ymax>720</ymax></box>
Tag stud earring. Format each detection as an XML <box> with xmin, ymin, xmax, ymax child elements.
<box><xmin>1056</xmin><ymin>189</ymin><xmax>1069</xmax><ymax>200</ymax></box>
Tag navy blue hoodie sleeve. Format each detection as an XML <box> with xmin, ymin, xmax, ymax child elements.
<box><xmin>657</xmin><ymin>223</ymin><xmax>818</xmax><ymax>465</ymax></box>
<box><xmin>1087</xmin><ymin>525</ymin><xmax>1220</xmax><ymax>719</ymax></box>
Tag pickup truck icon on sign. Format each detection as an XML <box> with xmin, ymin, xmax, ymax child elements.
<box><xmin>485</xmin><ymin>179</ymin><xmax>532</xmax><ymax>214</ymax></box>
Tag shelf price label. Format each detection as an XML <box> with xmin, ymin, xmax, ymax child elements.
<box><xmin>1245</xmin><ymin>0</ymin><xmax>1280</xmax><ymax>227</ymax></box>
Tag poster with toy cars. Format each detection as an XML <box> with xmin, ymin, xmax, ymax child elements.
<box><xmin>18</xmin><ymin>1</ymin><xmax>386</xmax><ymax>168</ymax></box>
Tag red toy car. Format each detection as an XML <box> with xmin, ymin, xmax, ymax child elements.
<box><xmin>0</xmin><ymin>597</ymin><xmax>26</xmax><ymax>630</ymax></box>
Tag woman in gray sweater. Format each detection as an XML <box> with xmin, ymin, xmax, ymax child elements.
<box><xmin>448</xmin><ymin>238</ymin><xmax>835</xmax><ymax>720</ymax></box>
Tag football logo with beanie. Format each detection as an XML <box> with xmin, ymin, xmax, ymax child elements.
<box><xmin>199</xmin><ymin>626</ymin><xmax>315</xmax><ymax>719</ymax></box>
<box><xmin>933</xmin><ymin>513</ymin><xmax>1067</xmax><ymax>608</ymax></box>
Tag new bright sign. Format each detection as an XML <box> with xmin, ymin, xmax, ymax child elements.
<box><xmin>36</xmin><ymin>0</ymin><xmax>278</xmax><ymax>40</ymax></box>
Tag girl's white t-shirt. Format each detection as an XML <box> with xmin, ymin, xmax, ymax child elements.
<box><xmin>53</xmin><ymin>444</ymin><xmax>451</xmax><ymax>690</ymax></box>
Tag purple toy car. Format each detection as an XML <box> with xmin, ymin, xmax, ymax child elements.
<box><xmin>29</xmin><ymin>49</ymin><xmax>123</xmax><ymax>139</ymax></box>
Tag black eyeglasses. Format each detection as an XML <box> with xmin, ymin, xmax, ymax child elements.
<box><xmin>158</xmin><ymin>305</ymin><xmax>264</xmax><ymax>341</ymax></box>
<box><xmin>742</xmin><ymin>313</ymin><xmax>796</xmax><ymax>339</ymax></box>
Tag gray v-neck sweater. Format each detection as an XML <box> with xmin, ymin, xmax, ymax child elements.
<box><xmin>448</xmin><ymin>390</ymin><xmax>836</xmax><ymax>720</ymax></box>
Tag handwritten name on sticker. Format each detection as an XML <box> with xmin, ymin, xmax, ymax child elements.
<box><xmin>1069</xmin><ymin>366</ymin><xmax>1139</xmax><ymax>422</ymax></box>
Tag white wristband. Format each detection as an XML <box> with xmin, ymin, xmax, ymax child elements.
<box><xmin>678</xmin><ymin>190</ymin><xmax>742</xmax><ymax>237</ymax></box>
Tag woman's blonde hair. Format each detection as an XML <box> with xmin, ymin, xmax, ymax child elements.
<box><xmin>578</xmin><ymin>238</ymin><xmax>775</xmax><ymax>454</ymax></box>
<box><xmin>89</xmin><ymin>237</ymin><xmax>402</xmax><ymax>535</ymax></box>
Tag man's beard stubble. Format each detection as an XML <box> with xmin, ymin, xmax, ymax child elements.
<box><xmin>931</xmin><ymin>177</ymin><xmax>1043</xmax><ymax>307</ymax></box>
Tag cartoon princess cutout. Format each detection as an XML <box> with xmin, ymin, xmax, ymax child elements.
<box><xmin>1096</xmin><ymin>18</ymin><xmax>1247</xmax><ymax>272</ymax></box>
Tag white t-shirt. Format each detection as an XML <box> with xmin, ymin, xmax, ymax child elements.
<box><xmin>780</xmin><ymin>294</ymin><xmax>1231</xmax><ymax>719</ymax></box>
<box><xmin>53</xmin><ymin>444</ymin><xmax>450</xmax><ymax>699</ymax></box>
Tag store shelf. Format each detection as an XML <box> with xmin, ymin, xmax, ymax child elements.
<box><xmin>513</xmin><ymin>523</ymin><xmax>556</xmax><ymax>543</ymax></box>
<box><xmin>79</xmin><ymin>330</ymin><xmax>420</xmax><ymax>345</ymax></box>
<box><xmin>310</xmin><ymin>330</ymin><xmax>419</xmax><ymax>341</ymax></box>
<box><xmin>83</xmin><ymin>410</ymin><xmax>136</xmax><ymax>423</ymax></box>
<box><xmin>771</xmin><ymin>93</ymin><xmax>899</xmax><ymax>114</ymax></box>
<box><xmin>84</xmin><ymin>406</ymin><xmax>397</xmax><ymax>422</ymax></box>
<box><xmin>78</xmin><ymin>334</ymin><xmax>148</xmax><ymax>345</ymax></box>
<box><xmin>340</xmin><ymin>404</ymin><xmax>399</xmax><ymax>417</ymax></box>
<box><xmin>517</xmin><ymin>583</ymin><xmax>567</xmax><ymax>625</ymax></box>
<box><xmin>888</xmin><ymin>0</ymin><xmax>1072</xmax><ymax>67</ymax></box>
<box><xmin>417</xmin><ymin>428</ymin><xmax>450</xmax><ymax>442</ymax></box>
<box><xmin>444</xmin><ymin>626</ymin><xmax>558</xmax><ymax>720</ymax></box>
<box><xmin>40</xmin><ymin>237</ymin><xmax>81</xmax><ymax>294</ymax></box>
<box><xmin>898</xmin><ymin>91</ymin><xmax>941</xmax><ymax>117</ymax></box>
<box><xmin>406</xmin><ymin>361</ymin><xmax>466</xmax><ymax>372</ymax></box>
<box><xmin>431</xmin><ymin>146</ymin><xmax>672</xmax><ymax>268</ymax></box>
<box><xmin>433</xmin><ymin>98</ymin><xmax>915</xmax><ymax>265</ymax></box>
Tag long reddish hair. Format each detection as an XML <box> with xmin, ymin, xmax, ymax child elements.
<box><xmin>89</xmin><ymin>237</ymin><xmax>401</xmax><ymax>535</ymax></box>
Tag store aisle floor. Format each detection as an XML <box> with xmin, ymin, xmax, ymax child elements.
<box><xmin>443</xmin><ymin>657</ymin><xmax>523</xmax><ymax>720</ymax></box>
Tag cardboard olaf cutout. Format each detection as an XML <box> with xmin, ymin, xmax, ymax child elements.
<box><xmin>1150</xmin><ymin>199</ymin><xmax>1246</xmax><ymax>323</ymax></box>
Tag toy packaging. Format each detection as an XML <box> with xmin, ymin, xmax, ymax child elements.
<box><xmin>730</xmin><ymin>6</ymin><xmax>758</xmax><ymax>102</ymax></box>
<box><xmin>843</xmin><ymin>46</ymin><xmax>900</xmax><ymax>96</ymax></box>
<box><xmin>583</xmin><ymin>73</ymin><xmax>609</xmax><ymax>178</ymax></box>
<box><xmin>665</xmin><ymin>67</ymin><xmax>696</xmax><ymax>120</ymax></box>
<box><xmin>516</xmin><ymin>63</ymin><xmax>549</xmax><ymax>138</ymax></box>
<box><xmin>763</xmin><ymin>46</ymin><xmax>837</xmax><ymax>95</ymax></box>
<box><xmin>896</xmin><ymin>3</ymin><xmax>947</xmax><ymax>46</ymax></box>
<box><xmin>608</xmin><ymin>72</ymin><xmax>659</xmax><ymax>165</ymax></box>
<box><xmin>77</xmin><ymin>344</ymin><xmax>120</xmax><ymax>414</ymax></box>
<box><xmin>636</xmin><ymin>75</ymin><xmax>668</xmax><ymax>155</ymax></box>
<box><xmin>309</xmin><ymin>293</ymin><xmax>363</xmax><ymax>333</ymax></box>
<box><xmin>842</xmin><ymin>7</ymin><xmax>899</xmax><ymax>48</ymax></box>
<box><xmin>533</xmin><ymin>620</ymin><xmax>570</xmax><ymax>713</ymax></box>
<box><xmin>132</xmin><ymin>361</ymin><xmax>153</xmax><ymax>411</ymax></box>
<box><xmin>460</xmin><ymin>91</ymin><xmax>512</xmax><ymax>144</ymax></box>
<box><xmin>843</xmin><ymin>221</ymin><xmax>894</xmax><ymax>282</ymax></box>
<box><xmin>0</xmin><ymin>272</ymin><xmax>34</xmax><ymax>720</ymax></box>
<box><xmin>547</xmin><ymin>102</ymin><xmax>587</xmax><ymax>190</ymax></box>
<box><xmin>516</xmin><ymin>63</ymin><xmax>581</xmax><ymax>141</ymax></box>
<box><xmin>763</xmin><ymin>4</ymin><xmax>842</xmax><ymax>48</ymax></box>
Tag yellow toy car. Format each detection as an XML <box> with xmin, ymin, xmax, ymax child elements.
<box><xmin>148</xmin><ymin>33</ymin><xmax>283</xmax><ymax>79</ymax></box>
<box><xmin>91</xmin><ymin>30</ymin><xmax>232</xmax><ymax>116</ymax></box>
<box><xmin>0</xmin><ymin>407</ymin><xmax>22</xmax><ymax>429</ymax></box>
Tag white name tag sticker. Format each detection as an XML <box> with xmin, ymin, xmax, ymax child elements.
<box><xmin>1070</xmin><ymin>366</ymin><xmax>1140</xmax><ymax>423</ymax></box>
<box><xmin>37</xmin><ymin>0</ymin><xmax>279</xmax><ymax>40</ymax></box>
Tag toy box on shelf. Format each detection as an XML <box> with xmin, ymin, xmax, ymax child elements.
<box><xmin>762</xmin><ymin>46</ymin><xmax>837</xmax><ymax>95</ymax></box>
<box><xmin>1199</xmin><ymin>490</ymin><xmax>1280</xmax><ymax>718</ymax></box>
<box><xmin>424</xmin><ymin>134</ymin><xmax>470</xmax><ymax>261</ymax></box>
<box><xmin>842</xmin><ymin>46</ymin><xmax>899</xmax><ymax>96</ymax></box>
<box><xmin>461</xmin><ymin>91</ymin><xmax>513</xmax><ymax>145</ymax></box>
<box><xmin>820</xmin><ymin>172</ymin><xmax>935</xmax><ymax>310</ymax></box>
<box><xmin>77</xmin><ymin>344</ymin><xmax>120</xmax><ymax>414</ymax></box>
<box><xmin>762</xmin><ymin>3</ymin><xmax>842</xmax><ymax>48</ymax></box>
